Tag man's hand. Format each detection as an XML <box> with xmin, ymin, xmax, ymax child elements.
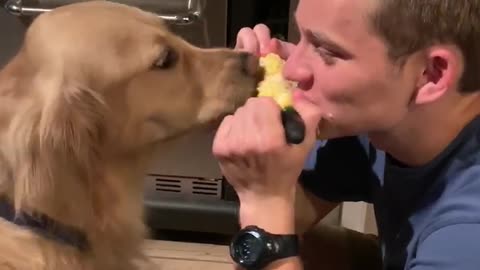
<box><xmin>214</xmin><ymin>23</ymin><xmax>319</xmax><ymax>270</ymax></box>
<box><xmin>212</xmin><ymin>96</ymin><xmax>322</xmax><ymax>234</ymax></box>
<box><xmin>235</xmin><ymin>24</ymin><xmax>295</xmax><ymax>59</ymax></box>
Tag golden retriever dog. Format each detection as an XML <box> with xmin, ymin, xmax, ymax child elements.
<box><xmin>0</xmin><ymin>1</ymin><xmax>258</xmax><ymax>269</ymax></box>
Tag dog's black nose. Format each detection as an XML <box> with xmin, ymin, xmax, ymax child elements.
<box><xmin>239</xmin><ymin>52</ymin><xmax>259</xmax><ymax>77</ymax></box>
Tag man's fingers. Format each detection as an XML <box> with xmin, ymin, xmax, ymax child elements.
<box><xmin>212</xmin><ymin>115</ymin><xmax>233</xmax><ymax>158</ymax></box>
<box><xmin>264</xmin><ymin>39</ymin><xmax>281</xmax><ymax>56</ymax></box>
<box><xmin>292</xmin><ymin>95</ymin><xmax>323</xmax><ymax>147</ymax></box>
<box><xmin>238</xmin><ymin>25</ymin><xmax>295</xmax><ymax>59</ymax></box>
<box><xmin>253</xmin><ymin>24</ymin><xmax>272</xmax><ymax>55</ymax></box>
<box><xmin>249</xmin><ymin>97</ymin><xmax>285</xmax><ymax>147</ymax></box>
<box><xmin>236</xmin><ymin>27</ymin><xmax>260</xmax><ymax>55</ymax></box>
<box><xmin>278</xmin><ymin>39</ymin><xmax>296</xmax><ymax>60</ymax></box>
<box><xmin>263</xmin><ymin>38</ymin><xmax>296</xmax><ymax>60</ymax></box>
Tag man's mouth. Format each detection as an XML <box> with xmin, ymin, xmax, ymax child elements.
<box><xmin>292</xmin><ymin>89</ymin><xmax>312</xmax><ymax>104</ymax></box>
<box><xmin>292</xmin><ymin>88</ymin><xmax>328</xmax><ymax>111</ymax></box>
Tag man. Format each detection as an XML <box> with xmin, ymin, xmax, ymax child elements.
<box><xmin>212</xmin><ymin>0</ymin><xmax>480</xmax><ymax>270</ymax></box>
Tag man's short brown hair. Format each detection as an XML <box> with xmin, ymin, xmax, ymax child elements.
<box><xmin>371</xmin><ymin>0</ymin><xmax>480</xmax><ymax>93</ymax></box>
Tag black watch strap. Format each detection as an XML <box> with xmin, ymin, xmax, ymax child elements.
<box><xmin>273</xmin><ymin>234</ymin><xmax>299</xmax><ymax>260</ymax></box>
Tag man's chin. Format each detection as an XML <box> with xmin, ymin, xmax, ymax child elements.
<box><xmin>315</xmin><ymin>121</ymin><xmax>360</xmax><ymax>140</ymax></box>
<box><xmin>316</xmin><ymin>131</ymin><xmax>347</xmax><ymax>140</ymax></box>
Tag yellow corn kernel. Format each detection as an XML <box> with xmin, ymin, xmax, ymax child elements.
<box><xmin>275</xmin><ymin>91</ymin><xmax>293</xmax><ymax>110</ymax></box>
<box><xmin>257</xmin><ymin>53</ymin><xmax>295</xmax><ymax>110</ymax></box>
<box><xmin>259</xmin><ymin>53</ymin><xmax>284</xmax><ymax>77</ymax></box>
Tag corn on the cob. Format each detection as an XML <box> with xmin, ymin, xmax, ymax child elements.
<box><xmin>256</xmin><ymin>53</ymin><xmax>305</xmax><ymax>144</ymax></box>
<box><xmin>257</xmin><ymin>53</ymin><xmax>297</xmax><ymax>109</ymax></box>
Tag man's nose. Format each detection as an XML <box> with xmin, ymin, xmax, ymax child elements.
<box><xmin>283</xmin><ymin>54</ymin><xmax>313</xmax><ymax>90</ymax></box>
<box><xmin>239</xmin><ymin>52</ymin><xmax>260</xmax><ymax>77</ymax></box>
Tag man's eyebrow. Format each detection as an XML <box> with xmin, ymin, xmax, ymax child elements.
<box><xmin>293</xmin><ymin>13</ymin><xmax>353</xmax><ymax>59</ymax></box>
<box><xmin>308</xmin><ymin>30</ymin><xmax>353</xmax><ymax>59</ymax></box>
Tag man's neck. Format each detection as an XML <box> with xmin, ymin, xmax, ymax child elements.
<box><xmin>369</xmin><ymin>95</ymin><xmax>480</xmax><ymax>167</ymax></box>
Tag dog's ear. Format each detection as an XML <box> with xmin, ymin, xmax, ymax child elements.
<box><xmin>10</xmin><ymin>80</ymin><xmax>107</xmax><ymax>213</ymax></box>
<box><xmin>38</xmin><ymin>84</ymin><xmax>107</xmax><ymax>174</ymax></box>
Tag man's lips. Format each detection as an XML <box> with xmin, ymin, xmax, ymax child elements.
<box><xmin>292</xmin><ymin>89</ymin><xmax>314</xmax><ymax>105</ymax></box>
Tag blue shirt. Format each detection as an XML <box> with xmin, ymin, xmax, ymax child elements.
<box><xmin>300</xmin><ymin>116</ymin><xmax>480</xmax><ymax>270</ymax></box>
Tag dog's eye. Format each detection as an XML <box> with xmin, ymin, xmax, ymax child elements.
<box><xmin>153</xmin><ymin>48</ymin><xmax>177</xmax><ymax>69</ymax></box>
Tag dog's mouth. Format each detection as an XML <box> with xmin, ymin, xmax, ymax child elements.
<box><xmin>203</xmin><ymin>66</ymin><xmax>265</xmax><ymax>131</ymax></box>
<box><xmin>204</xmin><ymin>114</ymin><xmax>228</xmax><ymax>131</ymax></box>
<box><xmin>253</xmin><ymin>65</ymin><xmax>266</xmax><ymax>96</ymax></box>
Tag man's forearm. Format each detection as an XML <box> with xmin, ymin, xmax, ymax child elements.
<box><xmin>239</xmin><ymin>195</ymin><xmax>296</xmax><ymax>234</ymax></box>
<box><xmin>294</xmin><ymin>184</ymin><xmax>339</xmax><ymax>234</ymax></box>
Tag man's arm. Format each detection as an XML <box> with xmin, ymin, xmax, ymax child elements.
<box><xmin>261</xmin><ymin>186</ymin><xmax>339</xmax><ymax>270</ymax></box>
<box><xmin>237</xmin><ymin>186</ymin><xmax>340</xmax><ymax>270</ymax></box>
<box><xmin>294</xmin><ymin>185</ymin><xmax>382</xmax><ymax>270</ymax></box>
<box><xmin>243</xmin><ymin>136</ymin><xmax>375</xmax><ymax>270</ymax></box>
<box><xmin>295</xmin><ymin>184</ymin><xmax>340</xmax><ymax>234</ymax></box>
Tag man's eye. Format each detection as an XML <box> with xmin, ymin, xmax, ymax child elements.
<box><xmin>153</xmin><ymin>49</ymin><xmax>177</xmax><ymax>69</ymax></box>
<box><xmin>317</xmin><ymin>46</ymin><xmax>342</xmax><ymax>58</ymax></box>
<box><xmin>316</xmin><ymin>48</ymin><xmax>333</xmax><ymax>57</ymax></box>
<box><xmin>315</xmin><ymin>47</ymin><xmax>337</xmax><ymax>65</ymax></box>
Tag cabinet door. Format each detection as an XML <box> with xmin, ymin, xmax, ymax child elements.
<box><xmin>3</xmin><ymin>0</ymin><xmax>228</xmax><ymax>47</ymax></box>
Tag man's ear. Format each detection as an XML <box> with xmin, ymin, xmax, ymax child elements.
<box><xmin>414</xmin><ymin>46</ymin><xmax>462</xmax><ymax>105</ymax></box>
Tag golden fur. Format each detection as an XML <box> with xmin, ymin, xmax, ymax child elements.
<box><xmin>0</xmin><ymin>1</ymin><xmax>258</xmax><ymax>269</ymax></box>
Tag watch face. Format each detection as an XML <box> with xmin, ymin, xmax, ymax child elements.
<box><xmin>231</xmin><ymin>230</ymin><xmax>265</xmax><ymax>266</ymax></box>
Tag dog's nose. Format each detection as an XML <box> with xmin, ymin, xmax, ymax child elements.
<box><xmin>240</xmin><ymin>52</ymin><xmax>259</xmax><ymax>77</ymax></box>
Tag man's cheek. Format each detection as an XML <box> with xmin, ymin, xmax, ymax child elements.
<box><xmin>320</xmin><ymin>86</ymin><xmax>356</xmax><ymax>106</ymax></box>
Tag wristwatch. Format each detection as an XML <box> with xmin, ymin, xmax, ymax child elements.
<box><xmin>229</xmin><ymin>225</ymin><xmax>299</xmax><ymax>270</ymax></box>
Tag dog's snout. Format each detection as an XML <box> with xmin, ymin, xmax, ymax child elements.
<box><xmin>239</xmin><ymin>52</ymin><xmax>259</xmax><ymax>77</ymax></box>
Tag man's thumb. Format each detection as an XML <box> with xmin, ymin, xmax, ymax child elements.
<box><xmin>293</xmin><ymin>97</ymin><xmax>323</xmax><ymax>147</ymax></box>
